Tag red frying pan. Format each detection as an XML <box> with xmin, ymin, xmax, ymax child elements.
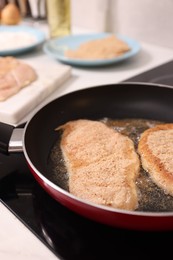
<box><xmin>1</xmin><ymin>82</ymin><xmax>173</xmax><ymax>231</ymax></box>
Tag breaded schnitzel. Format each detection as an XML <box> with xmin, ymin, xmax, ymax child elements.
<box><xmin>138</xmin><ymin>123</ymin><xmax>173</xmax><ymax>196</ymax></box>
<box><xmin>57</xmin><ymin>119</ymin><xmax>140</xmax><ymax>210</ymax></box>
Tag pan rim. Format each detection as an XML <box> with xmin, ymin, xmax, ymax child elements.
<box><xmin>25</xmin><ymin>81</ymin><xmax>173</xmax><ymax>127</ymax></box>
<box><xmin>23</xmin><ymin>141</ymin><xmax>173</xmax><ymax>217</ymax></box>
<box><xmin>23</xmin><ymin>145</ymin><xmax>173</xmax><ymax>218</ymax></box>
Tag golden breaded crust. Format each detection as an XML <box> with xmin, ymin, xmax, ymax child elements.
<box><xmin>138</xmin><ymin>124</ymin><xmax>173</xmax><ymax>196</ymax></box>
<box><xmin>57</xmin><ymin>119</ymin><xmax>140</xmax><ymax>211</ymax></box>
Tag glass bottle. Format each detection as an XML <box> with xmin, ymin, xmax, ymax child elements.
<box><xmin>46</xmin><ymin>0</ymin><xmax>71</xmax><ymax>38</ymax></box>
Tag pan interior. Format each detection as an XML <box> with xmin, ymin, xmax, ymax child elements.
<box><xmin>48</xmin><ymin>117</ymin><xmax>173</xmax><ymax>213</ymax></box>
<box><xmin>24</xmin><ymin>83</ymin><xmax>173</xmax><ymax>212</ymax></box>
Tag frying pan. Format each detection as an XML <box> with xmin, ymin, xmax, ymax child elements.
<box><xmin>1</xmin><ymin>82</ymin><xmax>173</xmax><ymax>231</ymax></box>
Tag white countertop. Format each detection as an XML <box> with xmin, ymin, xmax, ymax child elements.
<box><xmin>1</xmin><ymin>32</ymin><xmax>173</xmax><ymax>259</ymax></box>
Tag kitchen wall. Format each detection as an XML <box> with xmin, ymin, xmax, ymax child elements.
<box><xmin>71</xmin><ymin>0</ymin><xmax>173</xmax><ymax>48</ymax></box>
<box><xmin>71</xmin><ymin>0</ymin><xmax>109</xmax><ymax>33</ymax></box>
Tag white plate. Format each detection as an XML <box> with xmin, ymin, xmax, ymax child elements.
<box><xmin>0</xmin><ymin>25</ymin><xmax>46</xmax><ymax>55</ymax></box>
<box><xmin>43</xmin><ymin>33</ymin><xmax>141</xmax><ymax>67</ymax></box>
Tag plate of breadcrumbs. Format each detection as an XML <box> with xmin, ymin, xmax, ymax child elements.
<box><xmin>43</xmin><ymin>33</ymin><xmax>140</xmax><ymax>66</ymax></box>
<box><xmin>0</xmin><ymin>25</ymin><xmax>46</xmax><ymax>56</ymax></box>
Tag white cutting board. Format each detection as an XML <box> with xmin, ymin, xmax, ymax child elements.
<box><xmin>0</xmin><ymin>59</ymin><xmax>71</xmax><ymax>125</ymax></box>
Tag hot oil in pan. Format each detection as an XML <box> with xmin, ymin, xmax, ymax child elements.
<box><xmin>48</xmin><ymin>118</ymin><xmax>173</xmax><ymax>212</ymax></box>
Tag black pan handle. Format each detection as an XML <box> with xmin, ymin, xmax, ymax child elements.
<box><xmin>0</xmin><ymin>122</ymin><xmax>25</xmax><ymax>155</ymax></box>
<box><xmin>0</xmin><ymin>122</ymin><xmax>15</xmax><ymax>154</ymax></box>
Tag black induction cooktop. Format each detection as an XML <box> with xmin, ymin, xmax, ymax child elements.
<box><xmin>1</xmin><ymin>60</ymin><xmax>173</xmax><ymax>260</ymax></box>
<box><xmin>124</xmin><ymin>59</ymin><xmax>173</xmax><ymax>85</ymax></box>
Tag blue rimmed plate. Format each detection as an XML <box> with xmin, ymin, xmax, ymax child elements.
<box><xmin>43</xmin><ymin>33</ymin><xmax>140</xmax><ymax>67</ymax></box>
<box><xmin>0</xmin><ymin>25</ymin><xmax>46</xmax><ymax>56</ymax></box>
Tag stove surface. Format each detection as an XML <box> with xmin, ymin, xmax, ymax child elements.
<box><xmin>124</xmin><ymin>59</ymin><xmax>173</xmax><ymax>86</ymax></box>
<box><xmin>1</xmin><ymin>60</ymin><xmax>173</xmax><ymax>260</ymax></box>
